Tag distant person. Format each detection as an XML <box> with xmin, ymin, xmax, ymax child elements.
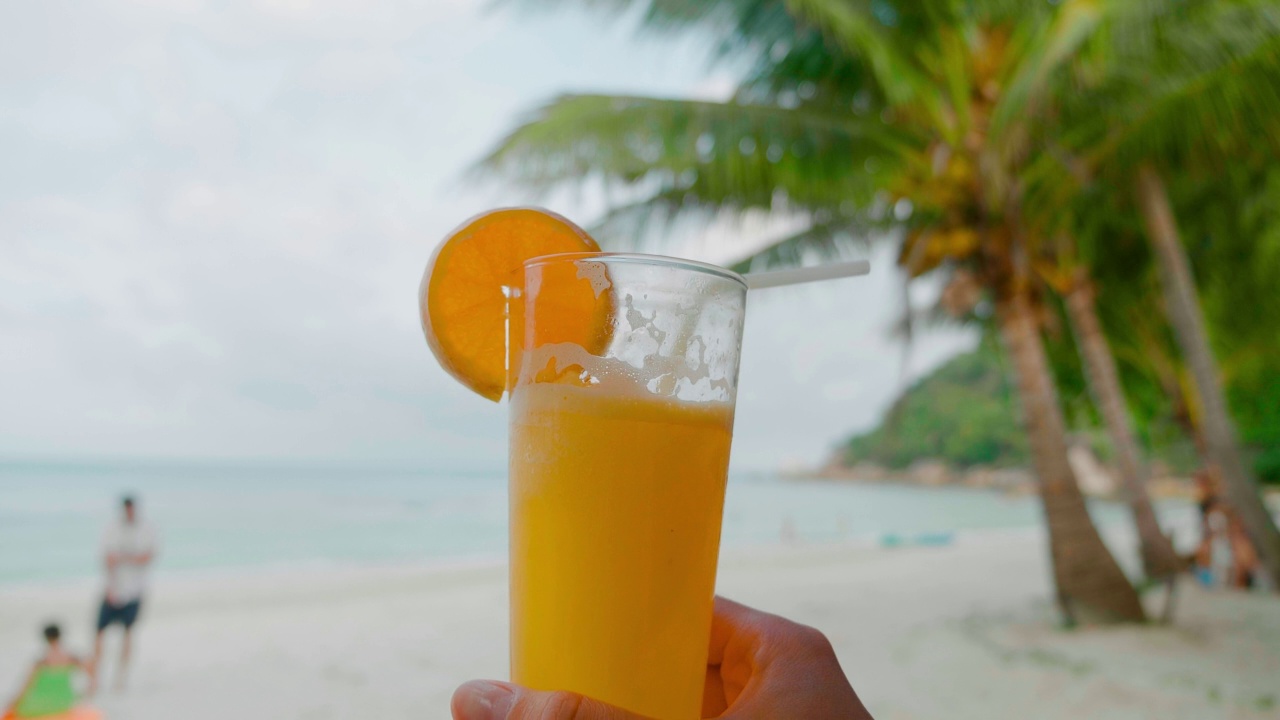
<box><xmin>3</xmin><ymin>624</ymin><xmax>101</xmax><ymax>720</ymax></box>
<box><xmin>1225</xmin><ymin>508</ymin><xmax>1260</xmax><ymax>589</ymax></box>
<box><xmin>1202</xmin><ymin>498</ymin><xmax>1234</xmax><ymax>587</ymax></box>
<box><xmin>1187</xmin><ymin>466</ymin><xmax>1218</xmax><ymax>520</ymax></box>
<box><xmin>90</xmin><ymin>495</ymin><xmax>157</xmax><ymax>692</ymax></box>
<box><xmin>451</xmin><ymin>597</ymin><xmax>873</xmax><ymax>719</ymax></box>
<box><xmin>1193</xmin><ymin>496</ymin><xmax>1217</xmax><ymax>585</ymax></box>
<box><xmin>1193</xmin><ymin>470</ymin><xmax>1228</xmax><ymax>586</ymax></box>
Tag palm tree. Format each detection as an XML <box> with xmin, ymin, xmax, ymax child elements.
<box><xmin>1054</xmin><ymin>259</ymin><xmax>1183</xmax><ymax>582</ymax></box>
<box><xmin>483</xmin><ymin>0</ymin><xmax>1151</xmax><ymax>622</ymax></box>
<box><xmin>1138</xmin><ymin>169</ymin><xmax>1280</xmax><ymax>581</ymax></box>
<box><xmin>1046</xmin><ymin>0</ymin><xmax>1280</xmax><ymax>584</ymax></box>
<box><xmin>1027</xmin><ymin>188</ymin><xmax>1184</xmax><ymax>583</ymax></box>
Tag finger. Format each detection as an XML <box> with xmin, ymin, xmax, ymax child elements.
<box><xmin>452</xmin><ymin>680</ymin><xmax>653</xmax><ymax>720</ymax></box>
<box><xmin>708</xmin><ymin>596</ymin><xmax>785</xmax><ymax>706</ymax></box>
<box><xmin>707</xmin><ymin>599</ymin><xmax>873</xmax><ymax>720</ymax></box>
<box><xmin>709</xmin><ymin>596</ymin><xmax>803</xmax><ymax>663</ymax></box>
<box><xmin>701</xmin><ymin>664</ymin><xmax>728</xmax><ymax>718</ymax></box>
<box><xmin>719</xmin><ymin>625</ymin><xmax>871</xmax><ymax>720</ymax></box>
<box><xmin>707</xmin><ymin>596</ymin><xmax>764</xmax><ymax>666</ymax></box>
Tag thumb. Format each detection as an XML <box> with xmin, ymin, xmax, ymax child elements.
<box><xmin>452</xmin><ymin>680</ymin><xmax>651</xmax><ymax>720</ymax></box>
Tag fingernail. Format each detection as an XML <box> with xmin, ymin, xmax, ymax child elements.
<box><xmin>453</xmin><ymin>680</ymin><xmax>518</xmax><ymax>720</ymax></box>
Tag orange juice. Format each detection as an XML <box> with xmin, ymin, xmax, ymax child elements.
<box><xmin>509</xmin><ymin>379</ymin><xmax>734</xmax><ymax>720</ymax></box>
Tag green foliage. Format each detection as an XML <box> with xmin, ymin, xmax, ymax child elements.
<box><xmin>1176</xmin><ymin>162</ymin><xmax>1280</xmax><ymax>483</ymax></box>
<box><xmin>1052</xmin><ymin>0</ymin><xmax>1280</xmax><ymax>181</ymax></box>
<box><xmin>842</xmin><ymin>340</ymin><xmax>1029</xmax><ymax>469</ymax></box>
<box><xmin>1254</xmin><ymin>448</ymin><xmax>1280</xmax><ymax>486</ymax></box>
<box><xmin>1055</xmin><ymin>176</ymin><xmax>1196</xmax><ymax>461</ymax></box>
<box><xmin>1043</xmin><ymin>155</ymin><xmax>1280</xmax><ymax>482</ymax></box>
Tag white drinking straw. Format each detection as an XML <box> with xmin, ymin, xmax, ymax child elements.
<box><xmin>742</xmin><ymin>259</ymin><xmax>871</xmax><ymax>290</ymax></box>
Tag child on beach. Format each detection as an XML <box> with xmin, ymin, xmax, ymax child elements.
<box><xmin>3</xmin><ymin>624</ymin><xmax>101</xmax><ymax>720</ymax></box>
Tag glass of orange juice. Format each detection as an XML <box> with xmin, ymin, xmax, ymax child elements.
<box><xmin>508</xmin><ymin>252</ymin><xmax>747</xmax><ymax>720</ymax></box>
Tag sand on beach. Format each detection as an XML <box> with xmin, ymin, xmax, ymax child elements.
<box><xmin>2</xmin><ymin>531</ymin><xmax>1278</xmax><ymax>720</ymax></box>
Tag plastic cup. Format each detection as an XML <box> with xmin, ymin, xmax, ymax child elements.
<box><xmin>507</xmin><ymin>253</ymin><xmax>747</xmax><ymax>719</ymax></box>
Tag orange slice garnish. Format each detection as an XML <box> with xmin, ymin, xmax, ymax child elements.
<box><xmin>419</xmin><ymin>207</ymin><xmax>608</xmax><ymax>401</ymax></box>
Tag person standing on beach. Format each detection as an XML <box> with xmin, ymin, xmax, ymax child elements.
<box><xmin>90</xmin><ymin>495</ymin><xmax>157</xmax><ymax>692</ymax></box>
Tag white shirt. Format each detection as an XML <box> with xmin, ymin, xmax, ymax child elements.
<box><xmin>102</xmin><ymin>519</ymin><xmax>158</xmax><ymax>604</ymax></box>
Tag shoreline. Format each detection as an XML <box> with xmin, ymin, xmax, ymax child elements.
<box><xmin>0</xmin><ymin>524</ymin><xmax>1055</xmax><ymax>593</ymax></box>
<box><xmin>790</xmin><ymin>463</ymin><xmax>1232</xmax><ymax>502</ymax></box>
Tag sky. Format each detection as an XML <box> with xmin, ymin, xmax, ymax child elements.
<box><xmin>0</xmin><ymin>0</ymin><xmax>974</xmax><ymax>472</ymax></box>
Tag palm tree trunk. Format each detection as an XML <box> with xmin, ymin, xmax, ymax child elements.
<box><xmin>1136</xmin><ymin>164</ymin><xmax>1280</xmax><ymax>587</ymax></box>
<box><xmin>1064</xmin><ymin>269</ymin><xmax>1183</xmax><ymax>580</ymax></box>
<box><xmin>997</xmin><ymin>291</ymin><xmax>1147</xmax><ymax>623</ymax></box>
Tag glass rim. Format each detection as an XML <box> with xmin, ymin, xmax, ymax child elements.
<box><xmin>521</xmin><ymin>252</ymin><xmax>748</xmax><ymax>289</ymax></box>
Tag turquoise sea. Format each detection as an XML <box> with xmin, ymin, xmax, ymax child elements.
<box><xmin>0</xmin><ymin>460</ymin><xmax>1192</xmax><ymax>586</ymax></box>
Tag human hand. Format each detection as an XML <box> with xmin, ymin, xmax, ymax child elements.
<box><xmin>451</xmin><ymin>596</ymin><xmax>872</xmax><ymax>719</ymax></box>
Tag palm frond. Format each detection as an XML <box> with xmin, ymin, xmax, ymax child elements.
<box><xmin>734</xmin><ymin>20</ymin><xmax>881</xmax><ymax>113</ymax></box>
<box><xmin>782</xmin><ymin>0</ymin><xmax>932</xmax><ymax>109</ymax></box>
<box><xmin>586</xmin><ymin>188</ymin><xmax>726</xmax><ymax>250</ymax></box>
<box><xmin>1069</xmin><ymin>0</ymin><xmax>1280</xmax><ymax>173</ymax></box>
<box><xmin>988</xmin><ymin>0</ymin><xmax>1102</xmax><ymax>141</ymax></box>
<box><xmin>478</xmin><ymin>93</ymin><xmax>915</xmax><ymax>210</ymax></box>
<box><xmin>726</xmin><ymin>215</ymin><xmax>877</xmax><ymax>273</ymax></box>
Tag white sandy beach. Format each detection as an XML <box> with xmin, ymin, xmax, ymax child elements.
<box><xmin>3</xmin><ymin>530</ymin><xmax>1278</xmax><ymax>720</ymax></box>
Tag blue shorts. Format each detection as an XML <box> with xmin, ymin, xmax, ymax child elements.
<box><xmin>97</xmin><ymin>598</ymin><xmax>141</xmax><ymax>631</ymax></box>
